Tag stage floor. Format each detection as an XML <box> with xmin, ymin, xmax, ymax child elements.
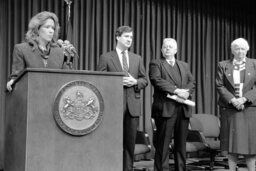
<box><xmin>134</xmin><ymin>158</ymin><xmax>250</xmax><ymax>171</ymax></box>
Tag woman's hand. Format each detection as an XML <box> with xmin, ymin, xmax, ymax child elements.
<box><xmin>6</xmin><ymin>79</ymin><xmax>14</xmax><ymax>92</ymax></box>
<box><xmin>230</xmin><ymin>97</ymin><xmax>246</xmax><ymax>110</ymax></box>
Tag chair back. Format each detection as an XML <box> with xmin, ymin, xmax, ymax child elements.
<box><xmin>190</xmin><ymin>114</ymin><xmax>220</xmax><ymax>138</ymax></box>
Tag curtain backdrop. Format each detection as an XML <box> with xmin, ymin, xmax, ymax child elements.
<box><xmin>1</xmin><ymin>0</ymin><xmax>256</xmax><ymax>167</ymax></box>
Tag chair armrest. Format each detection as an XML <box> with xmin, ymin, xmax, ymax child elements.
<box><xmin>151</xmin><ymin>118</ymin><xmax>157</xmax><ymax>132</ymax></box>
<box><xmin>136</xmin><ymin>131</ymin><xmax>151</xmax><ymax>148</ymax></box>
<box><xmin>135</xmin><ymin>131</ymin><xmax>152</xmax><ymax>155</ymax></box>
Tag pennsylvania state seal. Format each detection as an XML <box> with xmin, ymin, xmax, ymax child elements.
<box><xmin>53</xmin><ymin>80</ymin><xmax>104</xmax><ymax>136</ymax></box>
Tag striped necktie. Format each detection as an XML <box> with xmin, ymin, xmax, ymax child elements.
<box><xmin>122</xmin><ymin>51</ymin><xmax>129</xmax><ymax>76</ymax></box>
<box><xmin>233</xmin><ymin>60</ymin><xmax>245</xmax><ymax>97</ymax></box>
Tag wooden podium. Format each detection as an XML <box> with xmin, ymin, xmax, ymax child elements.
<box><xmin>5</xmin><ymin>69</ymin><xmax>123</xmax><ymax>171</ymax></box>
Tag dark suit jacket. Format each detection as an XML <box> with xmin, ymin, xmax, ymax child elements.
<box><xmin>10</xmin><ymin>42</ymin><xmax>69</xmax><ymax>79</ymax></box>
<box><xmin>149</xmin><ymin>57</ymin><xmax>195</xmax><ymax>118</ymax></box>
<box><xmin>216</xmin><ymin>58</ymin><xmax>256</xmax><ymax>108</ymax></box>
<box><xmin>97</xmin><ymin>50</ymin><xmax>148</xmax><ymax>116</ymax></box>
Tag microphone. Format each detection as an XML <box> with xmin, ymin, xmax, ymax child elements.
<box><xmin>57</xmin><ymin>39</ymin><xmax>64</xmax><ymax>47</ymax></box>
<box><xmin>57</xmin><ymin>39</ymin><xmax>78</xmax><ymax>57</ymax></box>
<box><xmin>63</xmin><ymin>40</ymin><xmax>77</xmax><ymax>54</ymax></box>
<box><xmin>57</xmin><ymin>39</ymin><xmax>77</xmax><ymax>69</ymax></box>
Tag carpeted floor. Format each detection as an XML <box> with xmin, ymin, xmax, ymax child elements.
<box><xmin>134</xmin><ymin>157</ymin><xmax>250</xmax><ymax>171</ymax></box>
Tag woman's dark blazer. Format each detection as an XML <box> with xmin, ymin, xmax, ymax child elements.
<box><xmin>216</xmin><ymin>58</ymin><xmax>256</xmax><ymax>108</ymax></box>
<box><xmin>10</xmin><ymin>42</ymin><xmax>68</xmax><ymax>79</ymax></box>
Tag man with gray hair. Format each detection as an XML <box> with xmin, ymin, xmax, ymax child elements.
<box><xmin>149</xmin><ymin>38</ymin><xmax>195</xmax><ymax>171</ymax></box>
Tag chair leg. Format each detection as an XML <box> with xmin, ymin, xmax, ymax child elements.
<box><xmin>209</xmin><ymin>153</ymin><xmax>215</xmax><ymax>170</ymax></box>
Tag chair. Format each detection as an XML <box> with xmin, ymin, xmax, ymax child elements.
<box><xmin>133</xmin><ymin>130</ymin><xmax>152</xmax><ymax>171</ymax></box>
<box><xmin>134</xmin><ymin>130</ymin><xmax>152</xmax><ymax>157</ymax></box>
<box><xmin>189</xmin><ymin>113</ymin><xmax>228</xmax><ymax>170</ymax></box>
<box><xmin>151</xmin><ymin>118</ymin><xmax>208</xmax><ymax>170</ymax></box>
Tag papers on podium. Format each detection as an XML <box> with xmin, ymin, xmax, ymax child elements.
<box><xmin>167</xmin><ymin>94</ymin><xmax>195</xmax><ymax>107</ymax></box>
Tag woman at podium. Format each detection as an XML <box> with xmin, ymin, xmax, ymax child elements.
<box><xmin>6</xmin><ymin>11</ymin><xmax>75</xmax><ymax>92</ymax></box>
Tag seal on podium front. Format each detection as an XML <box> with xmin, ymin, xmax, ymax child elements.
<box><xmin>53</xmin><ymin>80</ymin><xmax>104</xmax><ymax>136</ymax></box>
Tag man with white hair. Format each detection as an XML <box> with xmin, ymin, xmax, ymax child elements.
<box><xmin>149</xmin><ymin>38</ymin><xmax>195</xmax><ymax>171</ymax></box>
<box><xmin>216</xmin><ymin>37</ymin><xmax>256</xmax><ymax>171</ymax></box>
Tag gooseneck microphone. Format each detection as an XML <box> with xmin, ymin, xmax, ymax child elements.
<box><xmin>57</xmin><ymin>39</ymin><xmax>78</xmax><ymax>69</ymax></box>
<box><xmin>57</xmin><ymin>39</ymin><xmax>77</xmax><ymax>56</ymax></box>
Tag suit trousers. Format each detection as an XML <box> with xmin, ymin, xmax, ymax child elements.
<box><xmin>123</xmin><ymin>106</ymin><xmax>139</xmax><ymax>171</ymax></box>
<box><xmin>154</xmin><ymin>106</ymin><xmax>189</xmax><ymax>171</ymax></box>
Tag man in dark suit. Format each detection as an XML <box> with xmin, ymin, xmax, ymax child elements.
<box><xmin>149</xmin><ymin>38</ymin><xmax>195</xmax><ymax>171</ymax></box>
<box><xmin>97</xmin><ymin>26</ymin><xmax>148</xmax><ymax>171</ymax></box>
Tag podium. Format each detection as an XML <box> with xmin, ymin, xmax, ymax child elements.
<box><xmin>5</xmin><ymin>69</ymin><xmax>123</xmax><ymax>171</ymax></box>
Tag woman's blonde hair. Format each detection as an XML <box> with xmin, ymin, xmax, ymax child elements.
<box><xmin>25</xmin><ymin>11</ymin><xmax>60</xmax><ymax>45</ymax></box>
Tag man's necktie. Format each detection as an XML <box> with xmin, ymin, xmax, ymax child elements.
<box><xmin>122</xmin><ymin>51</ymin><xmax>129</xmax><ymax>76</ymax></box>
